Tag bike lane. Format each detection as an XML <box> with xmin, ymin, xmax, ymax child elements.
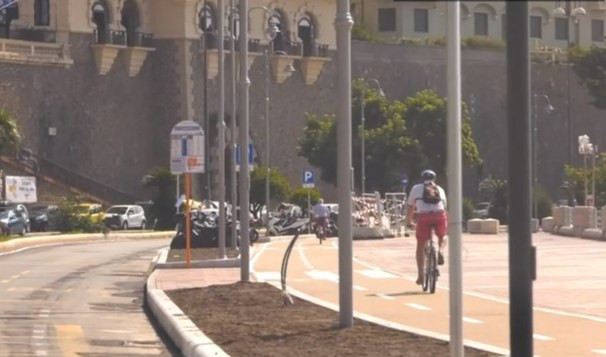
<box><xmin>251</xmin><ymin>237</ymin><xmax>606</xmax><ymax>357</ymax></box>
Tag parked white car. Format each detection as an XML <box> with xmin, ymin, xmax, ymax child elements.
<box><xmin>104</xmin><ymin>205</ymin><xmax>146</xmax><ymax>230</ymax></box>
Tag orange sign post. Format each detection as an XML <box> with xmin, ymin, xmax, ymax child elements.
<box><xmin>185</xmin><ymin>173</ymin><xmax>192</xmax><ymax>268</ymax></box>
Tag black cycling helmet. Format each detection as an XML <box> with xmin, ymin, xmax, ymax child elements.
<box><xmin>421</xmin><ymin>169</ymin><xmax>436</xmax><ymax>180</ymax></box>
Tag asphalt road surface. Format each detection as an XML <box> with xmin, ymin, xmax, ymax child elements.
<box><xmin>0</xmin><ymin>238</ymin><xmax>176</xmax><ymax>356</ymax></box>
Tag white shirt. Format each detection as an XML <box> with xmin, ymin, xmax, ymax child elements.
<box><xmin>406</xmin><ymin>181</ymin><xmax>447</xmax><ymax>213</ymax></box>
<box><xmin>312</xmin><ymin>203</ymin><xmax>330</xmax><ymax>218</ymax></box>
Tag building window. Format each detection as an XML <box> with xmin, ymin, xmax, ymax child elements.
<box><xmin>592</xmin><ymin>19</ymin><xmax>604</xmax><ymax>42</ymax></box>
<box><xmin>530</xmin><ymin>15</ymin><xmax>542</xmax><ymax>38</ymax></box>
<box><xmin>414</xmin><ymin>9</ymin><xmax>428</xmax><ymax>33</ymax></box>
<box><xmin>474</xmin><ymin>12</ymin><xmax>488</xmax><ymax>36</ymax></box>
<box><xmin>34</xmin><ymin>0</ymin><xmax>50</xmax><ymax>26</ymax></box>
<box><xmin>92</xmin><ymin>1</ymin><xmax>109</xmax><ymax>44</ymax></box>
<box><xmin>298</xmin><ymin>15</ymin><xmax>316</xmax><ymax>56</ymax></box>
<box><xmin>555</xmin><ymin>17</ymin><xmax>569</xmax><ymax>40</ymax></box>
<box><xmin>378</xmin><ymin>8</ymin><xmax>396</xmax><ymax>32</ymax></box>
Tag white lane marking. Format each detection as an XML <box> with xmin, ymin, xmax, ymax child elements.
<box><xmin>20</xmin><ymin>270</ymin><xmax>30</xmax><ymax>275</ymax></box>
<box><xmin>297</xmin><ymin>246</ymin><xmax>314</xmax><ymax>270</ymax></box>
<box><xmin>353</xmin><ymin>285</ymin><xmax>368</xmax><ymax>291</ymax></box>
<box><xmin>376</xmin><ymin>293</ymin><xmax>396</xmax><ymax>300</ymax></box>
<box><xmin>463</xmin><ymin>317</ymin><xmax>483</xmax><ymax>324</ymax></box>
<box><xmin>592</xmin><ymin>349</ymin><xmax>606</xmax><ymax>355</ymax></box>
<box><xmin>32</xmin><ymin>330</ymin><xmax>46</xmax><ymax>335</ymax></box>
<box><xmin>306</xmin><ymin>270</ymin><xmax>339</xmax><ymax>283</ymax></box>
<box><xmin>533</xmin><ymin>334</ymin><xmax>554</xmax><ymax>341</ymax></box>
<box><xmin>357</xmin><ymin>269</ymin><xmax>399</xmax><ymax>279</ymax></box>
<box><xmin>10</xmin><ymin>274</ymin><xmax>20</xmax><ymax>279</ymax></box>
<box><xmin>38</xmin><ymin>309</ymin><xmax>50</xmax><ymax>318</ymax></box>
<box><xmin>34</xmin><ymin>351</ymin><xmax>47</xmax><ymax>356</ymax></box>
<box><xmin>101</xmin><ymin>329</ymin><xmax>134</xmax><ymax>334</ymax></box>
<box><xmin>1</xmin><ymin>280</ymin><xmax>9</xmax><ymax>284</ymax></box>
<box><xmin>406</xmin><ymin>303</ymin><xmax>432</xmax><ymax>311</ymax></box>
<box><xmin>255</xmin><ymin>272</ymin><xmax>282</xmax><ymax>281</ymax></box>
<box><xmin>32</xmin><ymin>335</ymin><xmax>46</xmax><ymax>340</ymax></box>
<box><xmin>7</xmin><ymin>287</ymin><xmax>15</xmax><ymax>292</ymax></box>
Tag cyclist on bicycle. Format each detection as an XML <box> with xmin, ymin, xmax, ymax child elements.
<box><xmin>405</xmin><ymin>170</ymin><xmax>448</xmax><ymax>285</ymax></box>
<box><xmin>312</xmin><ymin>198</ymin><xmax>330</xmax><ymax>235</ymax></box>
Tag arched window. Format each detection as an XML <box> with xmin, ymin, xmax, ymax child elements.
<box><xmin>92</xmin><ymin>1</ymin><xmax>110</xmax><ymax>44</ymax></box>
<box><xmin>0</xmin><ymin>2</ymin><xmax>19</xmax><ymax>39</ymax></box>
<box><xmin>34</xmin><ymin>0</ymin><xmax>50</xmax><ymax>26</ymax></box>
<box><xmin>298</xmin><ymin>15</ymin><xmax>315</xmax><ymax>57</ymax></box>
<box><xmin>269</xmin><ymin>11</ymin><xmax>286</xmax><ymax>53</ymax></box>
<box><xmin>121</xmin><ymin>0</ymin><xmax>140</xmax><ymax>46</ymax></box>
<box><xmin>199</xmin><ymin>4</ymin><xmax>216</xmax><ymax>48</ymax></box>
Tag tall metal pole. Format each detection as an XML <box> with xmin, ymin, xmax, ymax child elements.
<box><xmin>217</xmin><ymin>0</ymin><xmax>226</xmax><ymax>258</ymax></box>
<box><xmin>229</xmin><ymin>0</ymin><xmax>238</xmax><ymax>248</ymax></box>
<box><xmin>204</xmin><ymin>0</ymin><xmax>211</xmax><ymax>200</ymax></box>
<box><xmin>507</xmin><ymin>2</ymin><xmax>535</xmax><ymax>356</ymax></box>
<box><xmin>264</xmin><ymin>49</ymin><xmax>271</xmax><ymax>236</ymax></box>
<box><xmin>566</xmin><ymin>2</ymin><xmax>574</xmax><ymax>206</ymax></box>
<box><xmin>533</xmin><ymin>94</ymin><xmax>538</xmax><ymax>219</ymax></box>
<box><xmin>361</xmin><ymin>86</ymin><xmax>366</xmax><ymax>196</ymax></box>
<box><xmin>447</xmin><ymin>3</ymin><xmax>463</xmax><ymax>356</ymax></box>
<box><xmin>238</xmin><ymin>0</ymin><xmax>251</xmax><ymax>282</ymax></box>
<box><xmin>335</xmin><ymin>0</ymin><xmax>353</xmax><ymax>328</ymax></box>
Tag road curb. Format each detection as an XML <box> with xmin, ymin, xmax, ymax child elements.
<box><xmin>145</xmin><ymin>249</ymin><xmax>229</xmax><ymax>357</ymax></box>
<box><xmin>155</xmin><ymin>257</ymin><xmax>240</xmax><ymax>269</ymax></box>
<box><xmin>0</xmin><ymin>231</ymin><xmax>175</xmax><ymax>255</ymax></box>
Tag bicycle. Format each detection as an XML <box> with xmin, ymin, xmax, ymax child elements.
<box><xmin>422</xmin><ymin>233</ymin><xmax>439</xmax><ymax>294</ymax></box>
<box><xmin>313</xmin><ymin>218</ymin><xmax>326</xmax><ymax>244</ymax></box>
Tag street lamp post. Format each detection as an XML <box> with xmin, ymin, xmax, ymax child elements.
<box><xmin>532</xmin><ymin>94</ymin><xmax>554</xmax><ymax>219</ymax></box>
<box><xmin>229</xmin><ymin>0</ymin><xmax>238</xmax><ymax>248</ymax></box>
<box><xmin>553</xmin><ymin>1</ymin><xmax>586</xmax><ymax>206</ymax></box>
<box><xmin>264</xmin><ymin>49</ymin><xmax>271</xmax><ymax>236</ymax></box>
<box><xmin>360</xmin><ymin>78</ymin><xmax>384</xmax><ymax>196</ymax></box>
<box><xmin>335</xmin><ymin>0</ymin><xmax>354</xmax><ymax>328</ymax></box>
<box><xmin>217</xmin><ymin>0</ymin><xmax>226</xmax><ymax>258</ymax></box>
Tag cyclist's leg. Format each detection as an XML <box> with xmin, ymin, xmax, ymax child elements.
<box><xmin>432</xmin><ymin>212</ymin><xmax>448</xmax><ymax>265</ymax></box>
<box><xmin>415</xmin><ymin>213</ymin><xmax>431</xmax><ymax>284</ymax></box>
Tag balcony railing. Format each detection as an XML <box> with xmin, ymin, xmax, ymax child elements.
<box><xmin>0</xmin><ymin>38</ymin><xmax>70</xmax><ymax>61</ymax></box>
<box><xmin>303</xmin><ymin>43</ymin><xmax>329</xmax><ymax>58</ymax></box>
<box><xmin>92</xmin><ymin>29</ymin><xmax>127</xmax><ymax>46</ymax></box>
<box><xmin>10</xmin><ymin>29</ymin><xmax>56</xmax><ymax>43</ymax></box>
<box><xmin>130</xmin><ymin>32</ymin><xmax>154</xmax><ymax>48</ymax></box>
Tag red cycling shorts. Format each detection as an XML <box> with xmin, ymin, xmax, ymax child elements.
<box><xmin>416</xmin><ymin>211</ymin><xmax>447</xmax><ymax>243</ymax></box>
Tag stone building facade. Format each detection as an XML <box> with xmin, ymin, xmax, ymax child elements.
<box><xmin>0</xmin><ymin>0</ymin><xmax>605</xmax><ymax>203</ymax></box>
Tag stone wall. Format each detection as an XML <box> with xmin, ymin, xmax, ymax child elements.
<box><xmin>1</xmin><ymin>37</ymin><xmax>605</xmax><ymax>203</ymax></box>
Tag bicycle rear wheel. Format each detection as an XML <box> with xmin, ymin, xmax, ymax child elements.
<box><xmin>423</xmin><ymin>246</ymin><xmax>437</xmax><ymax>293</ymax></box>
<box><xmin>428</xmin><ymin>247</ymin><xmax>437</xmax><ymax>293</ymax></box>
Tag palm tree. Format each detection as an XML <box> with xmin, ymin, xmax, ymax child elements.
<box><xmin>0</xmin><ymin>109</ymin><xmax>22</xmax><ymax>155</ymax></box>
<box><xmin>142</xmin><ymin>166</ymin><xmax>176</xmax><ymax>230</ymax></box>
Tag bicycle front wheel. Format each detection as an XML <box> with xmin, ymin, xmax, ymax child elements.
<box><xmin>428</xmin><ymin>249</ymin><xmax>437</xmax><ymax>294</ymax></box>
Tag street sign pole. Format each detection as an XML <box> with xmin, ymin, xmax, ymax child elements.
<box><xmin>308</xmin><ymin>189</ymin><xmax>311</xmax><ymax>234</ymax></box>
<box><xmin>185</xmin><ymin>173</ymin><xmax>192</xmax><ymax>268</ymax></box>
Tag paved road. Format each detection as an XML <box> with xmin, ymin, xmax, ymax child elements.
<box><xmin>251</xmin><ymin>233</ymin><xmax>606</xmax><ymax>356</ymax></box>
<box><xmin>0</xmin><ymin>238</ymin><xmax>175</xmax><ymax>356</ymax></box>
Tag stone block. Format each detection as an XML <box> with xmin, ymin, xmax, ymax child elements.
<box><xmin>531</xmin><ymin>218</ymin><xmax>539</xmax><ymax>233</ymax></box>
<box><xmin>580</xmin><ymin>228</ymin><xmax>604</xmax><ymax>241</ymax></box>
<box><xmin>552</xmin><ymin>206</ymin><xmax>571</xmax><ymax>226</ymax></box>
<box><xmin>558</xmin><ymin>225</ymin><xmax>575</xmax><ymax>237</ymax></box>
<box><xmin>541</xmin><ymin>216</ymin><xmax>555</xmax><ymax>233</ymax></box>
<box><xmin>467</xmin><ymin>219</ymin><xmax>482</xmax><ymax>234</ymax></box>
<box><xmin>481</xmin><ymin>219</ymin><xmax>499</xmax><ymax>234</ymax></box>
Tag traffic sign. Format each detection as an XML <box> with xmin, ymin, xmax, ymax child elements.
<box><xmin>170</xmin><ymin>120</ymin><xmax>205</xmax><ymax>174</ymax></box>
<box><xmin>303</xmin><ymin>170</ymin><xmax>315</xmax><ymax>188</ymax></box>
<box><xmin>401</xmin><ymin>175</ymin><xmax>409</xmax><ymax>188</ymax></box>
<box><xmin>236</xmin><ymin>143</ymin><xmax>255</xmax><ymax>172</ymax></box>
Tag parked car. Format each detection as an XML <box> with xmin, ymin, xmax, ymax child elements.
<box><xmin>104</xmin><ymin>205</ymin><xmax>146</xmax><ymax>230</ymax></box>
<box><xmin>28</xmin><ymin>204</ymin><xmax>57</xmax><ymax>232</ymax></box>
<box><xmin>473</xmin><ymin>202</ymin><xmax>492</xmax><ymax>219</ymax></box>
<box><xmin>0</xmin><ymin>202</ymin><xmax>30</xmax><ymax>232</ymax></box>
<box><xmin>75</xmin><ymin>203</ymin><xmax>105</xmax><ymax>224</ymax></box>
<box><xmin>0</xmin><ymin>208</ymin><xmax>28</xmax><ymax>236</ymax></box>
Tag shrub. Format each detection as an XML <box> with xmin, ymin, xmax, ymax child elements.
<box><xmin>49</xmin><ymin>197</ymin><xmax>105</xmax><ymax>233</ymax></box>
<box><xmin>462</xmin><ymin>36</ymin><xmax>505</xmax><ymax>50</ymax></box>
<box><xmin>533</xmin><ymin>185</ymin><xmax>553</xmax><ymax>219</ymax></box>
<box><xmin>352</xmin><ymin>24</ymin><xmax>374</xmax><ymax>42</ymax></box>
<box><xmin>289</xmin><ymin>188</ymin><xmax>321</xmax><ymax>215</ymax></box>
<box><xmin>462</xmin><ymin>197</ymin><xmax>474</xmax><ymax>222</ymax></box>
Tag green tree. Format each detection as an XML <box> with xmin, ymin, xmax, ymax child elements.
<box><xmin>565</xmin><ymin>154</ymin><xmax>606</xmax><ymax>207</ymax></box>
<box><xmin>0</xmin><ymin>109</ymin><xmax>22</xmax><ymax>155</ymax></box>
<box><xmin>142</xmin><ymin>166</ymin><xmax>176</xmax><ymax>230</ymax></box>
<box><xmin>250</xmin><ymin>166</ymin><xmax>292</xmax><ymax>219</ymax></box>
<box><xmin>289</xmin><ymin>187</ymin><xmax>321</xmax><ymax>214</ymax></box>
<box><xmin>297</xmin><ymin>86</ymin><xmax>482</xmax><ymax>192</ymax></box>
<box><xmin>569</xmin><ymin>46</ymin><xmax>606</xmax><ymax>110</ymax></box>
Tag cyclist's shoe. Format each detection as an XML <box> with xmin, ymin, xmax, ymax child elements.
<box><xmin>416</xmin><ymin>277</ymin><xmax>423</xmax><ymax>285</ymax></box>
<box><xmin>438</xmin><ymin>252</ymin><xmax>445</xmax><ymax>265</ymax></box>
<box><xmin>436</xmin><ymin>269</ymin><xmax>440</xmax><ymax>277</ymax></box>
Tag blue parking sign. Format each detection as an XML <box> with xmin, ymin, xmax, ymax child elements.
<box><xmin>303</xmin><ymin>170</ymin><xmax>315</xmax><ymax>188</ymax></box>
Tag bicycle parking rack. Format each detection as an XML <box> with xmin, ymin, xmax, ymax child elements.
<box><xmin>280</xmin><ymin>230</ymin><xmax>302</xmax><ymax>305</ymax></box>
